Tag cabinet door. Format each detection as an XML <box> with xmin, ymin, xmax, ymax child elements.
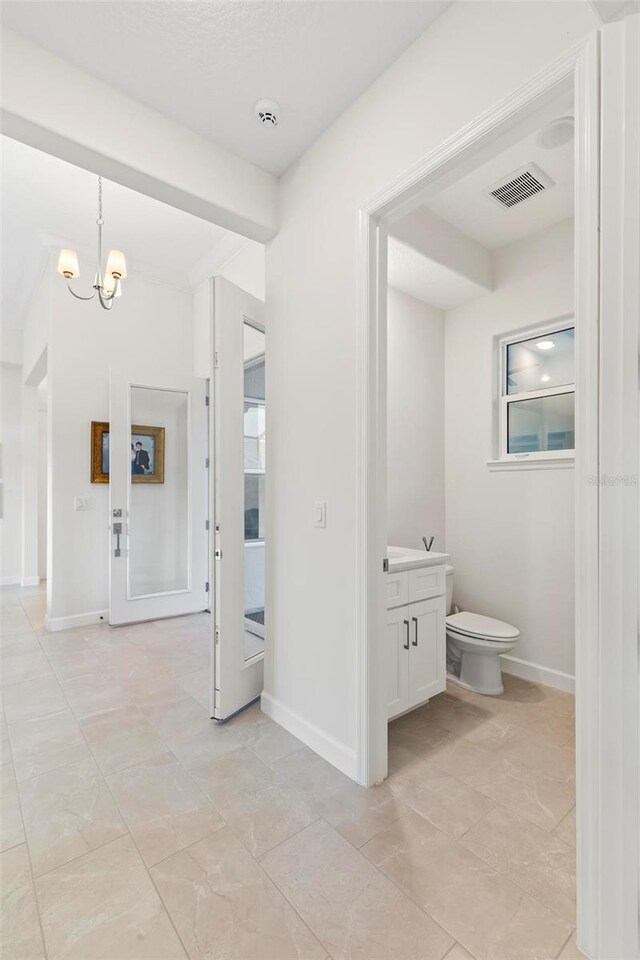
<box><xmin>385</xmin><ymin>605</ymin><xmax>410</xmax><ymax>719</ymax></box>
<box><xmin>409</xmin><ymin>596</ymin><xmax>446</xmax><ymax>707</ymax></box>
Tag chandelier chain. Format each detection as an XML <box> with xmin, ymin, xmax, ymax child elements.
<box><xmin>97</xmin><ymin>176</ymin><xmax>103</xmax><ymax>226</ymax></box>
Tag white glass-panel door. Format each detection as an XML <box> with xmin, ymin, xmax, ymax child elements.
<box><xmin>109</xmin><ymin>369</ymin><xmax>208</xmax><ymax>626</ymax></box>
<box><xmin>212</xmin><ymin>277</ymin><xmax>266</xmax><ymax>720</ymax></box>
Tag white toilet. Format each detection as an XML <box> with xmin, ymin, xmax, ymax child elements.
<box><xmin>445</xmin><ymin>564</ymin><xmax>519</xmax><ymax>696</ymax></box>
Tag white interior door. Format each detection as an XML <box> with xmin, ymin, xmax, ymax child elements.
<box><xmin>212</xmin><ymin>277</ymin><xmax>266</xmax><ymax>720</ymax></box>
<box><xmin>109</xmin><ymin>368</ymin><xmax>208</xmax><ymax>625</ymax></box>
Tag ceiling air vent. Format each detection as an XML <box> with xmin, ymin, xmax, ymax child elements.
<box><xmin>487</xmin><ymin>163</ymin><xmax>554</xmax><ymax>209</ymax></box>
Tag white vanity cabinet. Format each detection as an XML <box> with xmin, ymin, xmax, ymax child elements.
<box><xmin>385</xmin><ymin>561</ymin><xmax>446</xmax><ymax>720</ymax></box>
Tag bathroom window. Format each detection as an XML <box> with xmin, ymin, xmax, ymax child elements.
<box><xmin>497</xmin><ymin>320</ymin><xmax>575</xmax><ymax>463</ymax></box>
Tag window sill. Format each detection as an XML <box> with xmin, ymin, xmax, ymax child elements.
<box><xmin>486</xmin><ymin>457</ymin><xmax>575</xmax><ymax>472</ymax></box>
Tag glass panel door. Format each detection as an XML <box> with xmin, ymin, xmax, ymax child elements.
<box><xmin>243</xmin><ymin>323</ymin><xmax>265</xmax><ymax>660</ymax></box>
<box><xmin>109</xmin><ymin>369</ymin><xmax>208</xmax><ymax>626</ymax></box>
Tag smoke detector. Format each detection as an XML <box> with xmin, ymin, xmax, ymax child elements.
<box><xmin>486</xmin><ymin>163</ymin><xmax>554</xmax><ymax>209</ymax></box>
<box><xmin>254</xmin><ymin>99</ymin><xmax>280</xmax><ymax>127</ymax></box>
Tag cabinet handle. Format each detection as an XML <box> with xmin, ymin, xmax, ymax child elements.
<box><xmin>412</xmin><ymin>616</ymin><xmax>418</xmax><ymax>646</ymax></box>
<box><xmin>403</xmin><ymin>620</ymin><xmax>410</xmax><ymax>650</ymax></box>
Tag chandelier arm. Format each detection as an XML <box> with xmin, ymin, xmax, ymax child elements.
<box><xmin>96</xmin><ymin>286</ymin><xmax>115</xmax><ymax>310</ymax></box>
<box><xmin>66</xmin><ymin>279</ymin><xmax>97</xmax><ymax>301</ymax></box>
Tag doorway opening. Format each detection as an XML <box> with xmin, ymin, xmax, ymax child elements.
<box><xmin>380</xmin><ymin>89</ymin><xmax>577</xmax><ymax>953</ymax></box>
<box><xmin>1</xmin><ymin>132</ymin><xmax>267</xmax><ymax>724</ymax></box>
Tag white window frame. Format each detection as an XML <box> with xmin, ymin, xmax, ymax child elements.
<box><xmin>497</xmin><ymin>316</ymin><xmax>575</xmax><ymax>465</ymax></box>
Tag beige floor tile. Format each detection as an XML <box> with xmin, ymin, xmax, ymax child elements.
<box><xmin>9</xmin><ymin>708</ymin><xmax>92</xmax><ymax>783</ymax></box>
<box><xmin>387</xmin><ymin>763</ymin><xmax>496</xmax><ymax>840</ymax></box>
<box><xmin>497</xmin><ymin>735</ymin><xmax>576</xmax><ymax>781</ymax></box>
<box><xmin>428</xmin><ymin>738</ymin><xmax>575</xmax><ymax>832</ymax></box>
<box><xmin>107</xmin><ymin>753</ymin><xmax>223</xmax><ymax>866</ymax></box>
<box><xmin>444</xmin><ymin>945</ymin><xmax>476</xmax><ymax>960</ymax></box>
<box><xmin>228</xmin><ymin>702</ymin><xmax>305</xmax><ymax>763</ymax></box>
<box><xmin>46</xmin><ymin>647</ymin><xmax>105</xmax><ymax>682</ymax></box>
<box><xmin>61</xmin><ymin>669</ymin><xmax>132</xmax><ymax>719</ymax></box>
<box><xmin>36</xmin><ymin>834</ymin><xmax>187</xmax><ymax>959</ymax></box>
<box><xmin>1</xmin><ymin>763</ymin><xmax>25</xmax><ymax>851</ymax></box>
<box><xmin>169</xmin><ymin>722</ymin><xmax>245</xmax><ymax>768</ymax></box>
<box><xmin>273</xmin><ymin>747</ymin><xmax>408</xmax><ymax>847</ymax></box>
<box><xmin>80</xmin><ymin>704</ymin><xmax>168</xmax><ymax>775</ymax></box>
<box><xmin>262</xmin><ymin>818</ymin><xmax>453</xmax><ymax>960</ymax></box>
<box><xmin>19</xmin><ymin>756</ymin><xmax>127</xmax><ymax>877</ymax></box>
<box><xmin>121</xmin><ymin>673</ymin><xmax>193</xmax><ymax>710</ymax></box>
<box><xmin>459</xmin><ymin>805</ymin><xmax>576</xmax><ymax>924</ymax></box>
<box><xmin>39</xmin><ymin>631</ymin><xmax>93</xmax><ymax>657</ymax></box>
<box><xmin>151</xmin><ymin>825</ymin><xmax>327</xmax><ymax>960</ymax></box>
<box><xmin>89</xmin><ymin>637</ymin><xmax>170</xmax><ymax>683</ymax></box>
<box><xmin>557</xmin><ymin>935</ymin><xmax>586</xmax><ymax>959</ymax></box>
<box><xmin>139</xmin><ymin>694</ymin><xmax>215</xmax><ymax>750</ymax></box>
<box><xmin>388</xmin><ymin>711</ymin><xmax>453</xmax><ymax>759</ymax></box>
<box><xmin>362</xmin><ymin>812</ymin><xmax>572</xmax><ymax>960</ymax></box>
<box><xmin>175</xmin><ymin>668</ymin><xmax>210</xmax><ymax>707</ymax></box>
<box><xmin>508</xmin><ymin>703</ymin><xmax>575</xmax><ymax>747</ymax></box>
<box><xmin>553</xmin><ymin>806</ymin><xmax>576</xmax><ymax>848</ymax></box>
<box><xmin>190</xmin><ymin>746</ymin><xmax>319</xmax><ymax>857</ymax></box>
<box><xmin>0</xmin><ymin>633</ymin><xmax>43</xmax><ymax>657</ymax></box>
<box><xmin>2</xmin><ymin>673</ymin><xmax>66</xmax><ymax>723</ymax></box>
<box><xmin>0</xmin><ymin>843</ymin><xmax>46</xmax><ymax>959</ymax></box>
<box><xmin>1</xmin><ymin>649</ymin><xmax>53</xmax><ymax>687</ymax></box>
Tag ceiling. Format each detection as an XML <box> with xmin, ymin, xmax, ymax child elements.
<box><xmin>1</xmin><ymin>136</ymin><xmax>237</xmax><ymax>329</ymax></box>
<box><xmin>388</xmin><ymin>106</ymin><xmax>575</xmax><ymax>309</ymax></box>
<box><xmin>0</xmin><ymin>1</ymin><xmax>451</xmax><ymax>176</ymax></box>
<box><xmin>426</xmin><ymin>123</ymin><xmax>574</xmax><ymax>250</ymax></box>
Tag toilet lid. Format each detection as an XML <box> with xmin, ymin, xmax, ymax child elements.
<box><xmin>446</xmin><ymin>611</ymin><xmax>519</xmax><ymax>642</ymax></box>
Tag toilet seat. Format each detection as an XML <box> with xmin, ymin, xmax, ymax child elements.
<box><xmin>446</xmin><ymin>611</ymin><xmax>519</xmax><ymax>643</ymax></box>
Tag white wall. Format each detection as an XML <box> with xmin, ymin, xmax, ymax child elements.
<box><xmin>43</xmin><ymin>259</ymin><xmax>195</xmax><ymax>627</ymax></box>
<box><xmin>387</xmin><ymin>288</ymin><xmax>445</xmax><ymax>552</ymax></box>
<box><xmin>264</xmin><ymin>1</ymin><xmax>597</xmax><ymax>776</ymax></box>
<box><xmin>0</xmin><ymin>363</ymin><xmax>23</xmax><ymax>584</ymax></box>
<box><xmin>445</xmin><ymin>219</ymin><xmax>575</xmax><ymax>682</ymax></box>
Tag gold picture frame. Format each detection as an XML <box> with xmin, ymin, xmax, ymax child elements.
<box><xmin>91</xmin><ymin>421</ymin><xmax>165</xmax><ymax>484</ymax></box>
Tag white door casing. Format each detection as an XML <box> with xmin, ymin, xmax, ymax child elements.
<box><xmin>108</xmin><ymin>368</ymin><xmax>208</xmax><ymax>625</ymax></box>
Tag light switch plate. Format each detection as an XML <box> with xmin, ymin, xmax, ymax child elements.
<box><xmin>74</xmin><ymin>496</ymin><xmax>89</xmax><ymax>511</ymax></box>
<box><xmin>314</xmin><ymin>500</ymin><xmax>326</xmax><ymax>528</ymax></box>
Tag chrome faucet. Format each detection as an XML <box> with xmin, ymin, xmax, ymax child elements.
<box><xmin>422</xmin><ymin>535</ymin><xmax>434</xmax><ymax>552</ymax></box>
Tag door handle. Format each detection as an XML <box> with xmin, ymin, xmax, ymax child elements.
<box><xmin>113</xmin><ymin>522</ymin><xmax>122</xmax><ymax>558</ymax></box>
<box><xmin>403</xmin><ymin>619</ymin><xmax>410</xmax><ymax>650</ymax></box>
<box><xmin>412</xmin><ymin>616</ymin><xmax>418</xmax><ymax>646</ymax></box>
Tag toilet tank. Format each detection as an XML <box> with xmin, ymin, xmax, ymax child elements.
<box><xmin>445</xmin><ymin>563</ymin><xmax>454</xmax><ymax>614</ymax></box>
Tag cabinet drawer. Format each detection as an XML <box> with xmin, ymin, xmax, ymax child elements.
<box><xmin>386</xmin><ymin>571</ymin><xmax>409</xmax><ymax>609</ymax></box>
<box><xmin>409</xmin><ymin>564</ymin><xmax>446</xmax><ymax>603</ymax></box>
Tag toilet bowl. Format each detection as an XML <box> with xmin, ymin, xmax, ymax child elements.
<box><xmin>445</xmin><ymin>565</ymin><xmax>519</xmax><ymax>696</ymax></box>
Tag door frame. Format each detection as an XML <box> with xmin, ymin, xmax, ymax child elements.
<box><xmin>355</xmin><ymin>31</ymin><xmax>638</xmax><ymax>959</ymax></box>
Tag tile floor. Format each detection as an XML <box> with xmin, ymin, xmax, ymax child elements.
<box><xmin>1</xmin><ymin>583</ymin><xmax>585</xmax><ymax>960</ymax></box>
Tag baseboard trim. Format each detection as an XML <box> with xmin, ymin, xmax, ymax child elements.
<box><xmin>261</xmin><ymin>691</ymin><xmax>357</xmax><ymax>780</ymax></box>
<box><xmin>45</xmin><ymin>609</ymin><xmax>108</xmax><ymax>633</ymax></box>
<box><xmin>500</xmin><ymin>654</ymin><xmax>575</xmax><ymax>694</ymax></box>
<box><xmin>20</xmin><ymin>577</ymin><xmax>40</xmax><ymax>587</ymax></box>
<box><xmin>0</xmin><ymin>577</ymin><xmax>20</xmax><ymax>586</ymax></box>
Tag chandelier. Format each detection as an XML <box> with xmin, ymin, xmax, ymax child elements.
<box><xmin>57</xmin><ymin>176</ymin><xmax>127</xmax><ymax>310</ymax></box>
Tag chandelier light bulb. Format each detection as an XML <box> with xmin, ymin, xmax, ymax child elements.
<box><xmin>106</xmin><ymin>249</ymin><xmax>127</xmax><ymax>279</ymax></box>
<box><xmin>57</xmin><ymin>249</ymin><xmax>80</xmax><ymax>279</ymax></box>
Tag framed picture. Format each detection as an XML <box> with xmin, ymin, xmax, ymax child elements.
<box><xmin>91</xmin><ymin>421</ymin><xmax>165</xmax><ymax>484</ymax></box>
